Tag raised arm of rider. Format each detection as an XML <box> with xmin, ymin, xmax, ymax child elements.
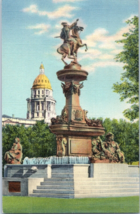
<box><xmin>69</xmin><ymin>20</ymin><xmax>78</xmax><ymax>29</ymax></box>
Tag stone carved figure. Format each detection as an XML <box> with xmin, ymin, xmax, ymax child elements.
<box><xmin>91</xmin><ymin>133</ymin><xmax>125</xmax><ymax>163</ymax></box>
<box><xmin>4</xmin><ymin>138</ymin><xmax>23</xmax><ymax>164</ymax></box>
<box><xmin>56</xmin><ymin>136</ymin><xmax>67</xmax><ymax>156</ymax></box>
<box><xmin>61</xmin><ymin>82</ymin><xmax>70</xmax><ymax>96</ymax></box>
<box><xmin>61</xmin><ymin>81</ymin><xmax>83</xmax><ymax>97</ymax></box>
<box><xmin>74</xmin><ymin>110</ymin><xmax>83</xmax><ymax>121</ymax></box>
<box><xmin>78</xmin><ymin>83</ymin><xmax>84</xmax><ymax>96</ymax></box>
<box><xmin>51</xmin><ymin>115</ymin><xmax>68</xmax><ymax>125</ymax></box>
<box><xmin>102</xmin><ymin>132</ymin><xmax>125</xmax><ymax>163</ymax></box>
<box><xmin>85</xmin><ymin>118</ymin><xmax>103</xmax><ymax>127</ymax></box>
<box><xmin>56</xmin><ymin>19</ymin><xmax>88</xmax><ymax>65</ymax></box>
<box><xmin>56</xmin><ymin>136</ymin><xmax>62</xmax><ymax>156</ymax></box>
<box><xmin>61</xmin><ymin>107</ymin><xmax>68</xmax><ymax>122</ymax></box>
<box><xmin>61</xmin><ymin>137</ymin><xmax>67</xmax><ymax>156</ymax></box>
<box><xmin>92</xmin><ymin>137</ymin><xmax>106</xmax><ymax>160</ymax></box>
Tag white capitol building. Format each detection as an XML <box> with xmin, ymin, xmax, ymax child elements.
<box><xmin>26</xmin><ymin>64</ymin><xmax>56</xmax><ymax>124</ymax></box>
<box><xmin>2</xmin><ymin>64</ymin><xmax>56</xmax><ymax>126</ymax></box>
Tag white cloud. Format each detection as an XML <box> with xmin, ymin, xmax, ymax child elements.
<box><xmin>83</xmin><ymin>25</ymin><xmax>132</xmax><ymax>50</ymax></box>
<box><xmin>22</xmin><ymin>5</ymin><xmax>38</xmax><ymax>13</ymax></box>
<box><xmin>78</xmin><ymin>48</ymin><xmax>102</xmax><ymax>61</ymax></box>
<box><xmin>82</xmin><ymin>64</ymin><xmax>95</xmax><ymax>72</ymax></box>
<box><xmin>47</xmin><ymin>5</ymin><xmax>78</xmax><ymax>19</ymax></box>
<box><xmin>27</xmin><ymin>24</ymin><xmax>50</xmax><ymax>35</ymax></box>
<box><xmin>86</xmin><ymin>28</ymin><xmax>108</xmax><ymax>42</ymax></box>
<box><xmin>82</xmin><ymin>61</ymin><xmax>123</xmax><ymax>73</ymax></box>
<box><xmin>22</xmin><ymin>4</ymin><xmax>78</xmax><ymax>19</ymax></box>
<box><xmin>98</xmin><ymin>42</ymin><xmax>116</xmax><ymax>50</ymax></box>
<box><xmin>111</xmin><ymin>49</ymin><xmax>122</xmax><ymax>55</ymax></box>
<box><xmin>93</xmin><ymin>61</ymin><xmax>122</xmax><ymax>68</ymax></box>
<box><xmin>79</xmin><ymin>48</ymin><xmax>101</xmax><ymax>55</ymax></box>
<box><xmin>100</xmin><ymin>54</ymin><xmax>113</xmax><ymax>60</ymax></box>
<box><xmin>79</xmin><ymin>48</ymin><xmax>114</xmax><ymax>61</ymax></box>
<box><xmin>83</xmin><ymin>28</ymin><xmax>108</xmax><ymax>48</ymax></box>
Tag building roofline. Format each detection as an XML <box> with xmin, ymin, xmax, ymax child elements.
<box><xmin>2</xmin><ymin>114</ymin><xmax>35</xmax><ymax>122</ymax></box>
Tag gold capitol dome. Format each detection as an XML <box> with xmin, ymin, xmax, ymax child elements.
<box><xmin>32</xmin><ymin>64</ymin><xmax>52</xmax><ymax>90</ymax></box>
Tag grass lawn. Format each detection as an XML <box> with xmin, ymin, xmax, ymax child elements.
<box><xmin>2</xmin><ymin>196</ymin><xmax>139</xmax><ymax>213</ymax></box>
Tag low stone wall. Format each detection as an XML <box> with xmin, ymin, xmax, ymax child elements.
<box><xmin>89</xmin><ymin>163</ymin><xmax>139</xmax><ymax>178</ymax></box>
<box><xmin>4</xmin><ymin>164</ymin><xmax>51</xmax><ymax>178</ymax></box>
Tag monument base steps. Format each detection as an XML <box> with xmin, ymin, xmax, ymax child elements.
<box><xmin>3</xmin><ymin>164</ymin><xmax>139</xmax><ymax>198</ymax></box>
<box><xmin>29</xmin><ymin>176</ymin><xmax>139</xmax><ymax>198</ymax></box>
<box><xmin>30</xmin><ymin>164</ymin><xmax>139</xmax><ymax>198</ymax></box>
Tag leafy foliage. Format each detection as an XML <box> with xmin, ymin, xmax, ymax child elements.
<box><xmin>113</xmin><ymin>16</ymin><xmax>139</xmax><ymax>121</ymax></box>
<box><xmin>2</xmin><ymin>121</ymin><xmax>56</xmax><ymax>173</ymax></box>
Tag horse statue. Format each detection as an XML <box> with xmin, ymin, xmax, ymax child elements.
<box><xmin>56</xmin><ymin>23</ymin><xmax>88</xmax><ymax>65</ymax></box>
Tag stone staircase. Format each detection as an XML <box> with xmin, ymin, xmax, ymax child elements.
<box><xmin>29</xmin><ymin>164</ymin><xmax>89</xmax><ymax>198</ymax></box>
<box><xmin>30</xmin><ymin>178</ymin><xmax>75</xmax><ymax>198</ymax></box>
<box><xmin>30</xmin><ymin>176</ymin><xmax>139</xmax><ymax>198</ymax></box>
<box><xmin>29</xmin><ymin>164</ymin><xmax>139</xmax><ymax>198</ymax></box>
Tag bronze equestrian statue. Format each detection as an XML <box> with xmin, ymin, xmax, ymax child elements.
<box><xmin>55</xmin><ymin>19</ymin><xmax>88</xmax><ymax>65</ymax></box>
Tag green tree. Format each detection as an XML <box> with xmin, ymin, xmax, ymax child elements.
<box><xmin>113</xmin><ymin>16</ymin><xmax>139</xmax><ymax>121</ymax></box>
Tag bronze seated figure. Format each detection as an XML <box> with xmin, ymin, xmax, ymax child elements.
<box><xmin>4</xmin><ymin>137</ymin><xmax>23</xmax><ymax>164</ymax></box>
<box><xmin>91</xmin><ymin>133</ymin><xmax>125</xmax><ymax>163</ymax></box>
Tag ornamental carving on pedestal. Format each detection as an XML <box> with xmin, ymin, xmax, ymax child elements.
<box><xmin>61</xmin><ymin>107</ymin><xmax>68</xmax><ymax>122</ymax></box>
<box><xmin>85</xmin><ymin>118</ymin><xmax>103</xmax><ymax>127</ymax></box>
<box><xmin>51</xmin><ymin>115</ymin><xmax>68</xmax><ymax>125</ymax></box>
<box><xmin>73</xmin><ymin>109</ymin><xmax>83</xmax><ymax>121</ymax></box>
<box><xmin>56</xmin><ymin>136</ymin><xmax>67</xmax><ymax>156</ymax></box>
<box><xmin>61</xmin><ymin>81</ymin><xmax>83</xmax><ymax>97</ymax></box>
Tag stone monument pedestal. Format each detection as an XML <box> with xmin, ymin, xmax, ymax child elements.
<box><xmin>50</xmin><ymin>62</ymin><xmax>105</xmax><ymax>157</ymax></box>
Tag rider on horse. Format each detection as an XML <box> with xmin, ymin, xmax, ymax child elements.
<box><xmin>56</xmin><ymin>19</ymin><xmax>88</xmax><ymax>65</ymax></box>
<box><xmin>60</xmin><ymin>19</ymin><xmax>79</xmax><ymax>55</ymax></box>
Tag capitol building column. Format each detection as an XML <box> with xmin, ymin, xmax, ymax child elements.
<box><xmin>34</xmin><ymin>101</ymin><xmax>37</xmax><ymax>118</ymax></box>
<box><xmin>39</xmin><ymin>101</ymin><xmax>42</xmax><ymax>117</ymax></box>
<box><xmin>28</xmin><ymin>99</ymin><xmax>31</xmax><ymax>119</ymax></box>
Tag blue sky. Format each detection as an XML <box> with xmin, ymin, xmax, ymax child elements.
<box><xmin>2</xmin><ymin>0</ymin><xmax>138</xmax><ymax>120</ymax></box>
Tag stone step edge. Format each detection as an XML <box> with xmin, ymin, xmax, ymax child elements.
<box><xmin>74</xmin><ymin>192</ymin><xmax>139</xmax><ymax>196</ymax></box>
<box><xmin>38</xmin><ymin>184</ymin><xmax>139</xmax><ymax>188</ymax></box>
<box><xmin>41</xmin><ymin>182</ymin><xmax>139</xmax><ymax>185</ymax></box>
<box><xmin>42</xmin><ymin>179</ymin><xmax>139</xmax><ymax>182</ymax></box>
<box><xmin>37</xmin><ymin>186</ymin><xmax>74</xmax><ymax>188</ymax></box>
<box><xmin>34</xmin><ymin>187</ymin><xmax>139</xmax><ymax>191</ymax></box>
<box><xmin>45</xmin><ymin>176</ymin><xmax>139</xmax><ymax>179</ymax></box>
<box><xmin>30</xmin><ymin>193</ymin><xmax>74</xmax><ymax>196</ymax></box>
